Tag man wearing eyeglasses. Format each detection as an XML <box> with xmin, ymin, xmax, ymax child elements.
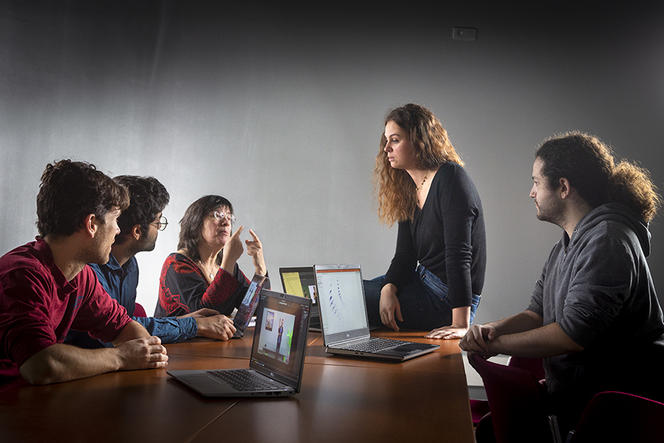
<box><xmin>66</xmin><ymin>176</ymin><xmax>236</xmax><ymax>349</ymax></box>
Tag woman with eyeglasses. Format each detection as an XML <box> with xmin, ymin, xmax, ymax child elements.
<box><xmin>155</xmin><ymin>195</ymin><xmax>268</xmax><ymax>317</ymax></box>
<box><xmin>363</xmin><ymin>103</ymin><xmax>486</xmax><ymax>340</ymax></box>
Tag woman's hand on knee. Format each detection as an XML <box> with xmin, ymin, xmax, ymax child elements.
<box><xmin>379</xmin><ymin>284</ymin><xmax>403</xmax><ymax>331</ymax></box>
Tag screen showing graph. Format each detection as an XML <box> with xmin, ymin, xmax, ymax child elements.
<box><xmin>315</xmin><ymin>267</ymin><xmax>367</xmax><ymax>335</ymax></box>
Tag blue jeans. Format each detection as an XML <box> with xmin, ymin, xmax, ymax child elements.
<box><xmin>363</xmin><ymin>264</ymin><xmax>481</xmax><ymax>330</ymax></box>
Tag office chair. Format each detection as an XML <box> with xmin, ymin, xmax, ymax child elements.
<box><xmin>468</xmin><ymin>352</ymin><xmax>557</xmax><ymax>443</ymax></box>
<box><xmin>567</xmin><ymin>391</ymin><xmax>664</xmax><ymax>443</ymax></box>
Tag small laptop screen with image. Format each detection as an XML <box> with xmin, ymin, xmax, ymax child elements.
<box><xmin>257</xmin><ymin>309</ymin><xmax>297</xmax><ymax>364</ymax></box>
<box><xmin>234</xmin><ymin>274</ymin><xmax>266</xmax><ymax>330</ymax></box>
<box><xmin>279</xmin><ymin>267</ymin><xmax>318</xmax><ymax>304</ymax></box>
<box><xmin>250</xmin><ymin>291</ymin><xmax>310</xmax><ymax>385</ymax></box>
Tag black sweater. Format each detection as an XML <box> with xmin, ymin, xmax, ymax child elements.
<box><xmin>384</xmin><ymin>162</ymin><xmax>486</xmax><ymax>308</ymax></box>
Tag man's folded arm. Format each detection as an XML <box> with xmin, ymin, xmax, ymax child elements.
<box><xmin>489</xmin><ymin>321</ymin><xmax>583</xmax><ymax>358</ymax></box>
<box><xmin>20</xmin><ymin>320</ymin><xmax>167</xmax><ymax>385</ymax></box>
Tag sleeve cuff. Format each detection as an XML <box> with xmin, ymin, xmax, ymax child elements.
<box><xmin>180</xmin><ymin>316</ymin><xmax>198</xmax><ymax>339</ymax></box>
<box><xmin>10</xmin><ymin>335</ymin><xmax>54</xmax><ymax>369</ymax></box>
<box><xmin>527</xmin><ymin>298</ymin><xmax>543</xmax><ymax>318</ymax></box>
<box><xmin>558</xmin><ymin>305</ymin><xmax>596</xmax><ymax>349</ymax></box>
<box><xmin>132</xmin><ymin>316</ymin><xmax>198</xmax><ymax>343</ymax></box>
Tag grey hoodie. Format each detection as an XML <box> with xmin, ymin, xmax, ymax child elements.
<box><xmin>528</xmin><ymin>202</ymin><xmax>664</xmax><ymax>398</ymax></box>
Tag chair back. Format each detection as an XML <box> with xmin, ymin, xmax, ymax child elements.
<box><xmin>469</xmin><ymin>353</ymin><xmax>551</xmax><ymax>443</ymax></box>
<box><xmin>470</xmin><ymin>356</ymin><xmax>544</xmax><ymax>426</ymax></box>
<box><xmin>133</xmin><ymin>302</ymin><xmax>147</xmax><ymax>317</ymax></box>
<box><xmin>569</xmin><ymin>391</ymin><xmax>664</xmax><ymax>443</ymax></box>
<box><xmin>508</xmin><ymin>356</ymin><xmax>545</xmax><ymax>380</ymax></box>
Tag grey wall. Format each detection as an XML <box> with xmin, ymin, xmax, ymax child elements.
<box><xmin>1</xmin><ymin>1</ymin><xmax>663</xmax><ymax>321</ymax></box>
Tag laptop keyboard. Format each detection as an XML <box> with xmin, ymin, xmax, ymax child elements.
<box><xmin>337</xmin><ymin>338</ymin><xmax>405</xmax><ymax>353</ymax></box>
<box><xmin>208</xmin><ymin>369</ymin><xmax>284</xmax><ymax>391</ymax></box>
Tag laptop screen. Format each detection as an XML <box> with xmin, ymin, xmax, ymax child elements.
<box><xmin>234</xmin><ymin>274</ymin><xmax>267</xmax><ymax>331</ymax></box>
<box><xmin>279</xmin><ymin>266</ymin><xmax>317</xmax><ymax>304</ymax></box>
<box><xmin>250</xmin><ymin>290</ymin><xmax>311</xmax><ymax>388</ymax></box>
<box><xmin>314</xmin><ymin>265</ymin><xmax>369</xmax><ymax>336</ymax></box>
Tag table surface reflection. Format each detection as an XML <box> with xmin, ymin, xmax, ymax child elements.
<box><xmin>0</xmin><ymin>329</ymin><xmax>473</xmax><ymax>443</ymax></box>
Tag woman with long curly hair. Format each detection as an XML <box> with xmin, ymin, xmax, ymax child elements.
<box><xmin>364</xmin><ymin>103</ymin><xmax>486</xmax><ymax>339</ymax></box>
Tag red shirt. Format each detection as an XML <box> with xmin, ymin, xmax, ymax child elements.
<box><xmin>0</xmin><ymin>239</ymin><xmax>132</xmax><ymax>378</ymax></box>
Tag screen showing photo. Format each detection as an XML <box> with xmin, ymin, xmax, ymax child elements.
<box><xmin>235</xmin><ymin>281</ymin><xmax>259</xmax><ymax>324</ymax></box>
<box><xmin>257</xmin><ymin>309</ymin><xmax>297</xmax><ymax>364</ymax></box>
<box><xmin>281</xmin><ymin>269</ymin><xmax>318</xmax><ymax>304</ymax></box>
<box><xmin>234</xmin><ymin>275</ymin><xmax>265</xmax><ymax>329</ymax></box>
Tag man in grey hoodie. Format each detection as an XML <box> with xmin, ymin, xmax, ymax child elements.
<box><xmin>460</xmin><ymin>132</ymin><xmax>664</xmax><ymax>433</ymax></box>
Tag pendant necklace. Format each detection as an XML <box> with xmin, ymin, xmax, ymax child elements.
<box><xmin>199</xmin><ymin>260</ymin><xmax>215</xmax><ymax>280</ymax></box>
<box><xmin>416</xmin><ymin>173</ymin><xmax>429</xmax><ymax>191</ymax></box>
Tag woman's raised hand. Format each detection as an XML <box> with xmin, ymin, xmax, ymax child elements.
<box><xmin>245</xmin><ymin>229</ymin><xmax>267</xmax><ymax>276</ymax></box>
<box><xmin>221</xmin><ymin>226</ymin><xmax>244</xmax><ymax>274</ymax></box>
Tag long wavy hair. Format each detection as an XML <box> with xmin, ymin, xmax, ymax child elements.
<box><xmin>374</xmin><ymin>103</ymin><xmax>464</xmax><ymax>225</ymax></box>
<box><xmin>536</xmin><ymin>131</ymin><xmax>660</xmax><ymax>222</ymax></box>
<box><xmin>177</xmin><ymin>195</ymin><xmax>234</xmax><ymax>265</ymax></box>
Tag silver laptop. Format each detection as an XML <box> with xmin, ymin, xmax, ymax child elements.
<box><xmin>314</xmin><ymin>264</ymin><xmax>439</xmax><ymax>361</ymax></box>
<box><xmin>279</xmin><ymin>266</ymin><xmax>322</xmax><ymax>331</ymax></box>
<box><xmin>232</xmin><ymin>273</ymin><xmax>268</xmax><ymax>338</ymax></box>
<box><xmin>168</xmin><ymin>290</ymin><xmax>311</xmax><ymax>397</ymax></box>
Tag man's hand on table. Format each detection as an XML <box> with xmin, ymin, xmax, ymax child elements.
<box><xmin>116</xmin><ymin>336</ymin><xmax>168</xmax><ymax>370</ymax></box>
<box><xmin>196</xmin><ymin>314</ymin><xmax>237</xmax><ymax>341</ymax></box>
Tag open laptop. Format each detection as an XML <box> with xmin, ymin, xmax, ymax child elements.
<box><xmin>168</xmin><ymin>290</ymin><xmax>311</xmax><ymax>397</ymax></box>
<box><xmin>232</xmin><ymin>273</ymin><xmax>268</xmax><ymax>338</ymax></box>
<box><xmin>279</xmin><ymin>266</ymin><xmax>322</xmax><ymax>331</ymax></box>
<box><xmin>314</xmin><ymin>264</ymin><xmax>439</xmax><ymax>361</ymax></box>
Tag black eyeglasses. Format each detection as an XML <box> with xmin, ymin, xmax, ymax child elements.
<box><xmin>151</xmin><ymin>215</ymin><xmax>168</xmax><ymax>231</ymax></box>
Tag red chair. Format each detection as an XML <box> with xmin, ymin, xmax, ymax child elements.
<box><xmin>567</xmin><ymin>391</ymin><xmax>664</xmax><ymax>443</ymax></box>
<box><xmin>470</xmin><ymin>355</ymin><xmax>545</xmax><ymax>425</ymax></box>
<box><xmin>508</xmin><ymin>356</ymin><xmax>545</xmax><ymax>380</ymax></box>
<box><xmin>133</xmin><ymin>302</ymin><xmax>147</xmax><ymax>317</ymax></box>
<box><xmin>468</xmin><ymin>353</ymin><xmax>556</xmax><ymax>443</ymax></box>
<box><xmin>470</xmin><ymin>398</ymin><xmax>491</xmax><ymax>426</ymax></box>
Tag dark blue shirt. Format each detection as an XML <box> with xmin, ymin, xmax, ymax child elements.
<box><xmin>65</xmin><ymin>254</ymin><xmax>197</xmax><ymax>348</ymax></box>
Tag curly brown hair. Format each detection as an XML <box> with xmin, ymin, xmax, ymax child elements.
<box><xmin>374</xmin><ymin>103</ymin><xmax>464</xmax><ymax>225</ymax></box>
<box><xmin>36</xmin><ymin>160</ymin><xmax>129</xmax><ymax>237</ymax></box>
<box><xmin>536</xmin><ymin>131</ymin><xmax>661</xmax><ymax>222</ymax></box>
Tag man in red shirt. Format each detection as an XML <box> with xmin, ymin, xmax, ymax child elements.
<box><xmin>0</xmin><ymin>160</ymin><xmax>168</xmax><ymax>384</ymax></box>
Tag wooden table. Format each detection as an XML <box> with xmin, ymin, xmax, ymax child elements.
<box><xmin>0</xmin><ymin>330</ymin><xmax>473</xmax><ymax>443</ymax></box>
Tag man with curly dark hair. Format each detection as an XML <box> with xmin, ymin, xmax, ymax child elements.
<box><xmin>461</xmin><ymin>132</ymin><xmax>664</xmax><ymax>435</ymax></box>
<box><xmin>0</xmin><ymin>160</ymin><xmax>168</xmax><ymax>385</ymax></box>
